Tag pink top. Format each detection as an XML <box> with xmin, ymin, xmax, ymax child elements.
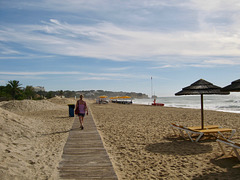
<box><xmin>79</xmin><ymin>104</ymin><xmax>86</xmax><ymax>114</ymax></box>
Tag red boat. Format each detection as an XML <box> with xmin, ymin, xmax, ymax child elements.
<box><xmin>152</xmin><ymin>103</ymin><xmax>164</xmax><ymax>106</ymax></box>
<box><xmin>152</xmin><ymin>99</ymin><xmax>164</xmax><ymax>106</ymax></box>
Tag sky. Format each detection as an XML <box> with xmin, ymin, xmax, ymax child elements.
<box><xmin>0</xmin><ymin>0</ymin><xmax>240</xmax><ymax>97</ymax></box>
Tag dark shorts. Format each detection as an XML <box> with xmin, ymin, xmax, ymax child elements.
<box><xmin>78</xmin><ymin>113</ymin><xmax>85</xmax><ymax>117</ymax></box>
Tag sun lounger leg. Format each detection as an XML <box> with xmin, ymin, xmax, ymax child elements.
<box><xmin>195</xmin><ymin>133</ymin><xmax>204</xmax><ymax>142</ymax></box>
<box><xmin>217</xmin><ymin>130</ymin><xmax>236</xmax><ymax>139</ymax></box>
<box><xmin>217</xmin><ymin>141</ymin><xmax>226</xmax><ymax>155</ymax></box>
<box><xmin>233</xmin><ymin>148</ymin><xmax>240</xmax><ymax>161</ymax></box>
<box><xmin>179</xmin><ymin>130</ymin><xmax>186</xmax><ymax>139</ymax></box>
<box><xmin>217</xmin><ymin>131</ymin><xmax>225</xmax><ymax>139</ymax></box>
<box><xmin>229</xmin><ymin>130</ymin><xmax>236</xmax><ymax>139</ymax></box>
<box><xmin>185</xmin><ymin>131</ymin><xmax>194</xmax><ymax>142</ymax></box>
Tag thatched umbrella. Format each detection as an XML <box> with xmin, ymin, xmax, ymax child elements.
<box><xmin>222</xmin><ymin>79</ymin><xmax>240</xmax><ymax>92</ymax></box>
<box><xmin>175</xmin><ymin>79</ymin><xmax>229</xmax><ymax>129</ymax></box>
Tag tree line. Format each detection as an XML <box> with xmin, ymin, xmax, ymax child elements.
<box><xmin>0</xmin><ymin>80</ymin><xmax>71</xmax><ymax>101</ymax></box>
<box><xmin>0</xmin><ymin>80</ymin><xmax>42</xmax><ymax>100</ymax></box>
<box><xmin>0</xmin><ymin>80</ymin><xmax>148</xmax><ymax>101</ymax></box>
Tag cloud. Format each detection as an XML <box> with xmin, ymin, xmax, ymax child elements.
<box><xmin>0</xmin><ymin>71</ymin><xmax>148</xmax><ymax>81</ymax></box>
<box><xmin>1</xmin><ymin>1</ymin><xmax>240</xmax><ymax>68</ymax></box>
<box><xmin>204</xmin><ymin>59</ymin><xmax>240</xmax><ymax>65</ymax></box>
<box><xmin>0</xmin><ymin>0</ymin><xmax>178</xmax><ymax>13</ymax></box>
<box><xmin>149</xmin><ymin>56</ymin><xmax>240</xmax><ymax>68</ymax></box>
<box><xmin>0</xmin><ymin>55</ymin><xmax>55</xmax><ymax>59</ymax></box>
<box><xmin>187</xmin><ymin>0</ymin><xmax>240</xmax><ymax>12</ymax></box>
<box><xmin>150</xmin><ymin>64</ymin><xmax>177</xmax><ymax>69</ymax></box>
<box><xmin>0</xmin><ymin>45</ymin><xmax>20</xmax><ymax>55</ymax></box>
<box><xmin>107</xmin><ymin>67</ymin><xmax>132</xmax><ymax>71</ymax></box>
<box><xmin>1</xmin><ymin>19</ymin><xmax>240</xmax><ymax>63</ymax></box>
<box><xmin>0</xmin><ymin>75</ymin><xmax>46</xmax><ymax>81</ymax></box>
<box><xmin>49</xmin><ymin>19</ymin><xmax>61</xmax><ymax>25</ymax></box>
<box><xmin>0</xmin><ymin>71</ymin><xmax>83</xmax><ymax>75</ymax></box>
<box><xmin>78</xmin><ymin>77</ymin><xmax>112</xmax><ymax>80</ymax></box>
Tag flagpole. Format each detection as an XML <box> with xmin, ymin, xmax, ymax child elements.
<box><xmin>151</xmin><ymin>77</ymin><xmax>153</xmax><ymax>99</ymax></box>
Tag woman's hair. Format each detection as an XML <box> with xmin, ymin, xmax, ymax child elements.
<box><xmin>80</xmin><ymin>94</ymin><xmax>83</xmax><ymax>99</ymax></box>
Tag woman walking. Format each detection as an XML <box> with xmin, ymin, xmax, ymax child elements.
<box><xmin>75</xmin><ymin>95</ymin><xmax>88</xmax><ymax>129</ymax></box>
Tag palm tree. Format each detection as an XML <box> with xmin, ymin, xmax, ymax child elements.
<box><xmin>6</xmin><ymin>80</ymin><xmax>22</xmax><ymax>100</ymax></box>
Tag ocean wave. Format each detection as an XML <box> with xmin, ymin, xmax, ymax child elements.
<box><xmin>133</xmin><ymin>96</ymin><xmax>240</xmax><ymax>113</ymax></box>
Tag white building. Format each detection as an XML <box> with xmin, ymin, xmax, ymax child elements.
<box><xmin>33</xmin><ymin>86</ymin><xmax>45</xmax><ymax>92</ymax></box>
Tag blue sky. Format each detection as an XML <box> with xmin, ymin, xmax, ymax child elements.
<box><xmin>1</xmin><ymin>0</ymin><xmax>240</xmax><ymax>97</ymax></box>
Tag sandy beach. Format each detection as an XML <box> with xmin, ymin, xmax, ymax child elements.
<box><xmin>0</xmin><ymin>98</ymin><xmax>240</xmax><ymax>179</ymax></box>
<box><xmin>89</xmin><ymin>102</ymin><xmax>240</xmax><ymax>180</ymax></box>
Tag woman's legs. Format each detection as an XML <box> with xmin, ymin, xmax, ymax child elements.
<box><xmin>81</xmin><ymin>117</ymin><xmax>84</xmax><ymax>129</ymax></box>
<box><xmin>79</xmin><ymin>115</ymin><xmax>84</xmax><ymax>129</ymax></box>
<box><xmin>78</xmin><ymin>116</ymin><xmax>82</xmax><ymax>127</ymax></box>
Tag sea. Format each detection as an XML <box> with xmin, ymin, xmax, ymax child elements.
<box><xmin>132</xmin><ymin>92</ymin><xmax>240</xmax><ymax>114</ymax></box>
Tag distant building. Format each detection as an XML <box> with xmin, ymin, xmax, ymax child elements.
<box><xmin>33</xmin><ymin>86</ymin><xmax>45</xmax><ymax>92</ymax></box>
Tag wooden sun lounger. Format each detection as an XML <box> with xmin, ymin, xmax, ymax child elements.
<box><xmin>171</xmin><ymin>123</ymin><xmax>236</xmax><ymax>142</ymax></box>
<box><xmin>216</xmin><ymin>138</ymin><xmax>240</xmax><ymax>161</ymax></box>
<box><xmin>170</xmin><ymin>123</ymin><xmax>204</xmax><ymax>142</ymax></box>
<box><xmin>187</xmin><ymin>125</ymin><xmax>220</xmax><ymax>130</ymax></box>
<box><xmin>195</xmin><ymin>128</ymin><xmax>236</xmax><ymax>140</ymax></box>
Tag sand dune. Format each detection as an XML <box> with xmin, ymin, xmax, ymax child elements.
<box><xmin>0</xmin><ymin>98</ymin><xmax>75</xmax><ymax>180</ymax></box>
<box><xmin>0</xmin><ymin>99</ymin><xmax>65</xmax><ymax>113</ymax></box>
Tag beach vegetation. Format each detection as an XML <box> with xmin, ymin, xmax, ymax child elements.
<box><xmin>24</xmin><ymin>86</ymin><xmax>36</xmax><ymax>100</ymax></box>
<box><xmin>0</xmin><ymin>80</ymin><xmax>39</xmax><ymax>101</ymax></box>
<box><xmin>0</xmin><ymin>85</ymin><xmax>11</xmax><ymax>100</ymax></box>
<box><xmin>46</xmin><ymin>91</ymin><xmax>55</xmax><ymax>99</ymax></box>
<box><xmin>5</xmin><ymin>80</ymin><xmax>23</xmax><ymax>100</ymax></box>
<box><xmin>57</xmin><ymin>90</ymin><xmax>64</xmax><ymax>98</ymax></box>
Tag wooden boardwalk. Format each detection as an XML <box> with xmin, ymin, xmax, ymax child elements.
<box><xmin>58</xmin><ymin>111</ymin><xmax>118</xmax><ymax>180</ymax></box>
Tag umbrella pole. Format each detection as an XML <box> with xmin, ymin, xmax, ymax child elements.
<box><xmin>201</xmin><ymin>94</ymin><xmax>204</xmax><ymax>129</ymax></box>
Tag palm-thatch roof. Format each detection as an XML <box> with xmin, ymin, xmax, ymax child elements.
<box><xmin>175</xmin><ymin>79</ymin><xmax>229</xmax><ymax>95</ymax></box>
<box><xmin>222</xmin><ymin>79</ymin><xmax>240</xmax><ymax>92</ymax></box>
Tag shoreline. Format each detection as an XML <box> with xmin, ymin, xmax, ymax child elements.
<box><xmin>132</xmin><ymin>95</ymin><xmax>240</xmax><ymax>114</ymax></box>
<box><xmin>132</xmin><ymin>103</ymin><xmax>240</xmax><ymax>114</ymax></box>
